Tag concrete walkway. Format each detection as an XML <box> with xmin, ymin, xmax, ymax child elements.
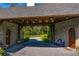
<box><xmin>10</xmin><ymin>47</ymin><xmax>78</xmax><ymax>56</ymax></box>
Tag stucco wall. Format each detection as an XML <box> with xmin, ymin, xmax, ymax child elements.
<box><xmin>55</xmin><ymin>17</ymin><xmax>79</xmax><ymax>47</ymax></box>
<box><xmin>0</xmin><ymin>21</ymin><xmax>18</xmax><ymax>46</ymax></box>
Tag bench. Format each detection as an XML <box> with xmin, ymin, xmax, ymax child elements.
<box><xmin>54</xmin><ymin>39</ymin><xmax>65</xmax><ymax>47</ymax></box>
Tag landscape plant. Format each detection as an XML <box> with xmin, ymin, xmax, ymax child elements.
<box><xmin>40</xmin><ymin>34</ymin><xmax>49</xmax><ymax>43</ymax></box>
<box><xmin>0</xmin><ymin>47</ymin><xmax>5</xmax><ymax>56</ymax></box>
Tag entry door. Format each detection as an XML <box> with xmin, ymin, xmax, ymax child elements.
<box><xmin>69</xmin><ymin>28</ymin><xmax>76</xmax><ymax>48</ymax></box>
<box><xmin>6</xmin><ymin>29</ymin><xmax>11</xmax><ymax>46</ymax></box>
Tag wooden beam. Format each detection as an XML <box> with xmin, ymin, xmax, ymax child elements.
<box><xmin>17</xmin><ymin>24</ymin><xmax>20</xmax><ymax>41</ymax></box>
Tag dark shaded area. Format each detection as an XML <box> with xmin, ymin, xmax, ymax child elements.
<box><xmin>6</xmin><ymin>39</ymin><xmax>65</xmax><ymax>53</ymax></box>
<box><xmin>6</xmin><ymin>39</ymin><xmax>51</xmax><ymax>53</ymax></box>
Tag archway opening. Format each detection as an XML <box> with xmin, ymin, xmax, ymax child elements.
<box><xmin>22</xmin><ymin>25</ymin><xmax>51</xmax><ymax>47</ymax></box>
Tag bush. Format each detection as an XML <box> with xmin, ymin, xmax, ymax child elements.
<box><xmin>0</xmin><ymin>48</ymin><xmax>5</xmax><ymax>56</ymax></box>
<box><xmin>23</xmin><ymin>35</ymin><xmax>30</xmax><ymax>42</ymax></box>
<box><xmin>40</xmin><ymin>34</ymin><xmax>49</xmax><ymax>43</ymax></box>
<box><xmin>76</xmin><ymin>46</ymin><xmax>79</xmax><ymax>54</ymax></box>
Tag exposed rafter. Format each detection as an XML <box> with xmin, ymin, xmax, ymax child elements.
<box><xmin>0</xmin><ymin>14</ymin><xmax>79</xmax><ymax>26</ymax></box>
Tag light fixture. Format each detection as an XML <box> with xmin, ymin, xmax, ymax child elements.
<box><xmin>50</xmin><ymin>18</ymin><xmax>54</xmax><ymax>22</ymax></box>
<box><xmin>38</xmin><ymin>20</ymin><xmax>42</xmax><ymax>23</ymax></box>
<box><xmin>65</xmin><ymin>17</ymin><xmax>69</xmax><ymax>19</ymax></box>
<box><xmin>45</xmin><ymin>19</ymin><xmax>49</xmax><ymax>23</ymax></box>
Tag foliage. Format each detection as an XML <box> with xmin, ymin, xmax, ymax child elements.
<box><xmin>76</xmin><ymin>47</ymin><xmax>79</xmax><ymax>54</ymax></box>
<box><xmin>22</xmin><ymin>26</ymin><xmax>49</xmax><ymax>35</ymax></box>
<box><xmin>0</xmin><ymin>48</ymin><xmax>5</xmax><ymax>56</ymax></box>
<box><xmin>40</xmin><ymin>34</ymin><xmax>49</xmax><ymax>43</ymax></box>
<box><xmin>23</xmin><ymin>35</ymin><xmax>30</xmax><ymax>42</ymax></box>
<box><xmin>23</xmin><ymin>26</ymin><xmax>31</xmax><ymax>35</ymax></box>
<box><xmin>22</xmin><ymin>26</ymin><xmax>50</xmax><ymax>42</ymax></box>
<box><xmin>40</xmin><ymin>26</ymin><xmax>49</xmax><ymax>34</ymax></box>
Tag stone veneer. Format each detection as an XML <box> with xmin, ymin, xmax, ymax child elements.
<box><xmin>0</xmin><ymin>21</ymin><xmax>18</xmax><ymax>46</ymax></box>
<box><xmin>55</xmin><ymin>17</ymin><xmax>79</xmax><ymax>47</ymax></box>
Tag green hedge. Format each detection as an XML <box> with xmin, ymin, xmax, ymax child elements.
<box><xmin>0</xmin><ymin>48</ymin><xmax>5</xmax><ymax>56</ymax></box>
<box><xmin>40</xmin><ymin>34</ymin><xmax>49</xmax><ymax>43</ymax></box>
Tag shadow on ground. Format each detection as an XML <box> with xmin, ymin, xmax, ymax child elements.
<box><xmin>6</xmin><ymin>39</ymin><xmax>51</xmax><ymax>53</ymax></box>
<box><xmin>6</xmin><ymin>39</ymin><xmax>66</xmax><ymax>54</ymax></box>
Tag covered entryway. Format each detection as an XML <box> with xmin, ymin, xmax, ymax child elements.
<box><xmin>68</xmin><ymin>28</ymin><xmax>76</xmax><ymax>48</ymax></box>
<box><xmin>6</xmin><ymin>29</ymin><xmax>11</xmax><ymax>46</ymax></box>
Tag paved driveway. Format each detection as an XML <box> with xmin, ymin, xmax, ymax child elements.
<box><xmin>7</xmin><ymin>47</ymin><xmax>78</xmax><ymax>56</ymax></box>
<box><xmin>6</xmin><ymin>37</ymin><xmax>79</xmax><ymax>56</ymax></box>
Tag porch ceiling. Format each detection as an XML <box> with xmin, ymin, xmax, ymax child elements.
<box><xmin>0</xmin><ymin>14</ymin><xmax>79</xmax><ymax>26</ymax></box>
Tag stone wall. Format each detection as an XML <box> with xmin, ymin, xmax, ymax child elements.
<box><xmin>55</xmin><ymin>17</ymin><xmax>79</xmax><ymax>47</ymax></box>
<box><xmin>0</xmin><ymin>21</ymin><xmax>18</xmax><ymax>46</ymax></box>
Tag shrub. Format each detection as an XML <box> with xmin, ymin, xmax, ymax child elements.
<box><xmin>76</xmin><ymin>46</ymin><xmax>79</xmax><ymax>54</ymax></box>
<box><xmin>40</xmin><ymin>34</ymin><xmax>49</xmax><ymax>43</ymax></box>
<box><xmin>23</xmin><ymin>35</ymin><xmax>30</xmax><ymax>42</ymax></box>
<box><xmin>0</xmin><ymin>48</ymin><xmax>5</xmax><ymax>56</ymax></box>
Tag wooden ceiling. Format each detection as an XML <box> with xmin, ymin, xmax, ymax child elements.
<box><xmin>0</xmin><ymin>14</ymin><xmax>79</xmax><ymax>26</ymax></box>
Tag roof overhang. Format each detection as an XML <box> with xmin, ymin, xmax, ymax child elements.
<box><xmin>0</xmin><ymin>3</ymin><xmax>79</xmax><ymax>25</ymax></box>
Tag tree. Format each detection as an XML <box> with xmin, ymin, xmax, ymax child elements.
<box><xmin>40</xmin><ymin>26</ymin><xmax>49</xmax><ymax>34</ymax></box>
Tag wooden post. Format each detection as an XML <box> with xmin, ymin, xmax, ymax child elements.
<box><xmin>52</xmin><ymin>24</ymin><xmax>55</xmax><ymax>43</ymax></box>
<box><xmin>17</xmin><ymin>24</ymin><xmax>23</xmax><ymax>43</ymax></box>
<box><xmin>18</xmin><ymin>24</ymin><xmax>20</xmax><ymax>39</ymax></box>
<box><xmin>0</xmin><ymin>20</ymin><xmax>3</xmax><ymax>25</ymax></box>
<box><xmin>49</xmin><ymin>24</ymin><xmax>55</xmax><ymax>44</ymax></box>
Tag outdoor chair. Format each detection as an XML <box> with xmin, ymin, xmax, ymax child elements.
<box><xmin>54</xmin><ymin>39</ymin><xmax>65</xmax><ymax>47</ymax></box>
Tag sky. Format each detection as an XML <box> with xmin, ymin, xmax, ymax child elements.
<box><xmin>0</xmin><ymin>3</ymin><xmax>10</xmax><ymax>8</ymax></box>
<box><xmin>0</xmin><ymin>3</ymin><xmax>27</xmax><ymax>8</ymax></box>
<box><xmin>0</xmin><ymin>3</ymin><xmax>35</xmax><ymax>8</ymax></box>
